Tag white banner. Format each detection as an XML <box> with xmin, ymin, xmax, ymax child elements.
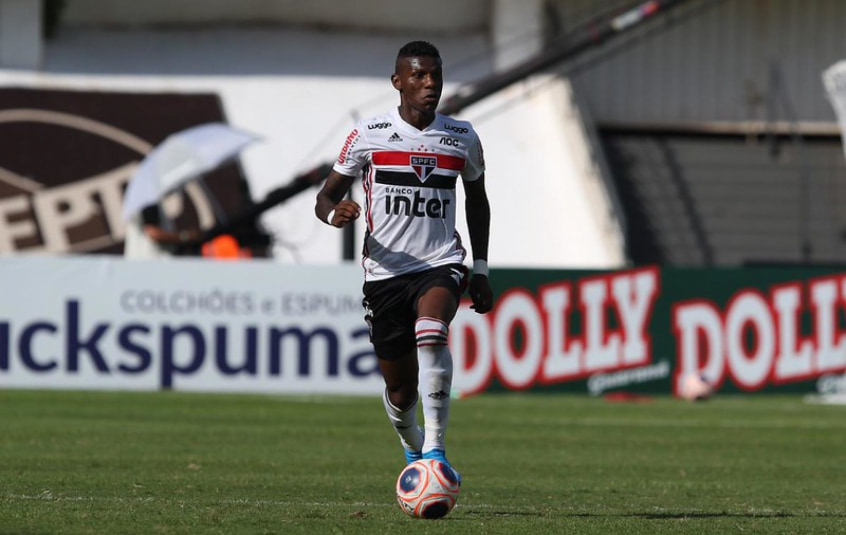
<box><xmin>0</xmin><ymin>256</ymin><xmax>383</xmax><ymax>395</ymax></box>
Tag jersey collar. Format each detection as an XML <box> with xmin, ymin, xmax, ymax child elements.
<box><xmin>391</xmin><ymin>107</ymin><xmax>440</xmax><ymax>134</ymax></box>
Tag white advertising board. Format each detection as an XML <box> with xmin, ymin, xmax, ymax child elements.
<box><xmin>0</xmin><ymin>256</ymin><xmax>383</xmax><ymax>395</ymax></box>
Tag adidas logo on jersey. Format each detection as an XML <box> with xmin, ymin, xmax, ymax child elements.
<box><xmin>387</xmin><ymin>132</ymin><xmax>403</xmax><ymax>142</ymax></box>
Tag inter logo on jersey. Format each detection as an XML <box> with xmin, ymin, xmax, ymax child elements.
<box><xmin>410</xmin><ymin>156</ymin><xmax>437</xmax><ymax>182</ymax></box>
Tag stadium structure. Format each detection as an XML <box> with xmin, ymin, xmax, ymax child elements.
<box><xmin>2</xmin><ymin>0</ymin><xmax>845</xmax><ymax>267</ymax></box>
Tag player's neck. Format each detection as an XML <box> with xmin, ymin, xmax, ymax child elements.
<box><xmin>397</xmin><ymin>106</ymin><xmax>436</xmax><ymax>131</ymax></box>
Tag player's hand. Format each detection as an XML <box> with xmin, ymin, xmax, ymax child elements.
<box><xmin>329</xmin><ymin>200</ymin><xmax>361</xmax><ymax>227</ymax></box>
<box><xmin>468</xmin><ymin>274</ymin><xmax>493</xmax><ymax>314</ymax></box>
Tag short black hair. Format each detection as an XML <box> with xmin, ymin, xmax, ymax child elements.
<box><xmin>396</xmin><ymin>41</ymin><xmax>441</xmax><ymax>62</ymax></box>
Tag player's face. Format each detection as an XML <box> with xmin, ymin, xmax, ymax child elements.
<box><xmin>394</xmin><ymin>56</ymin><xmax>443</xmax><ymax>113</ymax></box>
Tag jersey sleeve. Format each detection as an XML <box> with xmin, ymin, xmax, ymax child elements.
<box><xmin>332</xmin><ymin>125</ymin><xmax>368</xmax><ymax>177</ymax></box>
<box><xmin>461</xmin><ymin>130</ymin><xmax>486</xmax><ymax>182</ymax></box>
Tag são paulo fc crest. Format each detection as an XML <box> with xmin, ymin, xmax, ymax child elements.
<box><xmin>410</xmin><ymin>155</ymin><xmax>437</xmax><ymax>182</ymax></box>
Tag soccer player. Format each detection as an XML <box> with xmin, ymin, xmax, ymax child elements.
<box><xmin>314</xmin><ymin>41</ymin><xmax>493</xmax><ymax>476</ymax></box>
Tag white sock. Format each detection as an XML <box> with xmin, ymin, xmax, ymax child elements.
<box><xmin>416</xmin><ymin>317</ymin><xmax>452</xmax><ymax>453</ymax></box>
<box><xmin>382</xmin><ymin>389</ymin><xmax>424</xmax><ymax>452</ymax></box>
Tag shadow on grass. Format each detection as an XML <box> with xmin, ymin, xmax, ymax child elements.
<box><xmin>459</xmin><ymin>510</ymin><xmax>846</xmax><ymax>519</ymax></box>
<box><xmin>638</xmin><ymin>512</ymin><xmax>846</xmax><ymax>519</ymax></box>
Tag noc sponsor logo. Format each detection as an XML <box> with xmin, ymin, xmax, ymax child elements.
<box><xmin>367</xmin><ymin>122</ymin><xmax>392</xmax><ymax>130</ymax></box>
<box><xmin>439</xmin><ymin>137</ymin><xmax>459</xmax><ymax>147</ymax></box>
<box><xmin>0</xmin><ymin>299</ymin><xmax>379</xmax><ymax>389</ymax></box>
<box><xmin>443</xmin><ymin>123</ymin><xmax>469</xmax><ymax>134</ymax></box>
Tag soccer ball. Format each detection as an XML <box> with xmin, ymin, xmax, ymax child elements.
<box><xmin>395</xmin><ymin>459</ymin><xmax>461</xmax><ymax>519</ymax></box>
<box><xmin>680</xmin><ymin>372</ymin><xmax>714</xmax><ymax>401</ymax></box>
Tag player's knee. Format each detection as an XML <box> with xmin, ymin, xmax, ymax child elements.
<box><xmin>415</xmin><ymin>317</ymin><xmax>449</xmax><ymax>349</ymax></box>
<box><xmin>386</xmin><ymin>384</ymin><xmax>419</xmax><ymax>411</ymax></box>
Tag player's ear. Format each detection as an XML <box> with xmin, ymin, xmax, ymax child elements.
<box><xmin>391</xmin><ymin>73</ymin><xmax>402</xmax><ymax>91</ymax></box>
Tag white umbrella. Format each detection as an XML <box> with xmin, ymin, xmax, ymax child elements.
<box><xmin>122</xmin><ymin>122</ymin><xmax>259</xmax><ymax>221</ymax></box>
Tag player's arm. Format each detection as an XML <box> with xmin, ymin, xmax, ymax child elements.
<box><xmin>464</xmin><ymin>173</ymin><xmax>493</xmax><ymax>314</ymax></box>
<box><xmin>315</xmin><ymin>169</ymin><xmax>361</xmax><ymax>228</ymax></box>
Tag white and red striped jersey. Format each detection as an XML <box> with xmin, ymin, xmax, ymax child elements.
<box><xmin>333</xmin><ymin>107</ymin><xmax>485</xmax><ymax>281</ymax></box>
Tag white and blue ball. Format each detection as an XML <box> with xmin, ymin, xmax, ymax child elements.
<box><xmin>395</xmin><ymin>459</ymin><xmax>460</xmax><ymax>519</ymax></box>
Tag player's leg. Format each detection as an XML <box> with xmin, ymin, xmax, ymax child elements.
<box><xmin>364</xmin><ymin>277</ymin><xmax>424</xmax><ymax>463</ymax></box>
<box><xmin>415</xmin><ymin>283</ymin><xmax>459</xmax><ymax>464</ymax></box>
<box><xmin>378</xmin><ymin>350</ymin><xmax>425</xmax><ymax>463</ymax></box>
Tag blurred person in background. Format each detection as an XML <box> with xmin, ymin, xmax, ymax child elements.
<box><xmin>124</xmin><ymin>204</ymin><xmax>203</xmax><ymax>259</ymax></box>
<box><xmin>314</xmin><ymin>40</ymin><xmax>493</xmax><ymax>479</ymax></box>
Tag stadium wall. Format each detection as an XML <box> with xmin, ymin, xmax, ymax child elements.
<box><xmin>0</xmin><ymin>0</ymin><xmax>41</xmax><ymax>69</ymax></box>
<box><xmin>2</xmin><ymin>256</ymin><xmax>844</xmax><ymax>398</ymax></box>
<box><xmin>61</xmin><ymin>0</ymin><xmax>489</xmax><ymax>33</ymax></box>
<box><xmin>555</xmin><ymin>0</ymin><xmax>846</xmax><ymax>127</ymax></box>
<box><xmin>0</xmin><ymin>2</ymin><xmax>627</xmax><ymax>268</ymax></box>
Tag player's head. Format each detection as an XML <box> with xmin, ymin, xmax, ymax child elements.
<box><xmin>392</xmin><ymin>41</ymin><xmax>443</xmax><ymax>113</ymax></box>
<box><xmin>395</xmin><ymin>41</ymin><xmax>441</xmax><ymax>72</ymax></box>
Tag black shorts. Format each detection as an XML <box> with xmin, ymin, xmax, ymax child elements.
<box><xmin>362</xmin><ymin>264</ymin><xmax>467</xmax><ymax>360</ymax></box>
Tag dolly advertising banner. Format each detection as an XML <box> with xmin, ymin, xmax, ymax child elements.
<box><xmin>1</xmin><ymin>258</ymin><xmax>845</xmax><ymax>396</ymax></box>
<box><xmin>451</xmin><ymin>265</ymin><xmax>846</xmax><ymax>397</ymax></box>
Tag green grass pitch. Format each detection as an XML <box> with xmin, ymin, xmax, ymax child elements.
<box><xmin>2</xmin><ymin>389</ymin><xmax>845</xmax><ymax>534</ymax></box>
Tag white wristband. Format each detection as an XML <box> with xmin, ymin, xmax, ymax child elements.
<box><xmin>473</xmin><ymin>259</ymin><xmax>489</xmax><ymax>276</ymax></box>
<box><xmin>325</xmin><ymin>208</ymin><xmax>336</xmax><ymax>226</ymax></box>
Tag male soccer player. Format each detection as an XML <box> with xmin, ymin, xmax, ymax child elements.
<box><xmin>315</xmin><ymin>41</ymin><xmax>493</xmax><ymax>476</ymax></box>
